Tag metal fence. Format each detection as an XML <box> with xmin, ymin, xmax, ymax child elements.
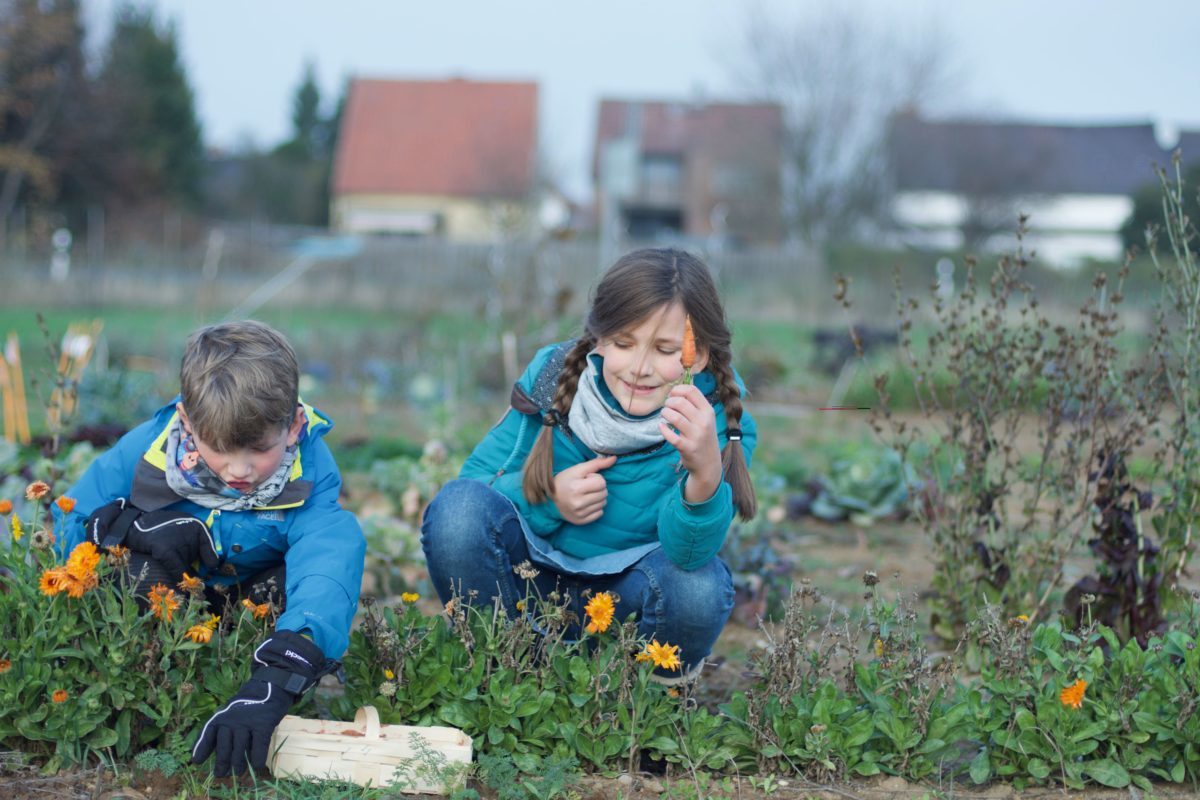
<box><xmin>0</xmin><ymin>218</ymin><xmax>837</xmax><ymax>324</ymax></box>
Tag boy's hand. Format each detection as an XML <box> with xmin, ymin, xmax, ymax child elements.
<box><xmin>192</xmin><ymin>630</ymin><xmax>329</xmax><ymax>777</ymax></box>
<box><xmin>121</xmin><ymin>510</ymin><xmax>219</xmax><ymax>582</ymax></box>
<box><xmin>88</xmin><ymin>499</ymin><xmax>219</xmax><ymax>582</ymax></box>
<box><xmin>552</xmin><ymin>454</ymin><xmax>617</xmax><ymax>525</ymax></box>
<box><xmin>658</xmin><ymin>384</ymin><xmax>722</xmax><ymax>503</ymax></box>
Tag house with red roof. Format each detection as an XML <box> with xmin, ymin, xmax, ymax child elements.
<box><xmin>593</xmin><ymin>99</ymin><xmax>785</xmax><ymax>247</ymax></box>
<box><xmin>331</xmin><ymin>77</ymin><xmax>538</xmax><ymax>240</ymax></box>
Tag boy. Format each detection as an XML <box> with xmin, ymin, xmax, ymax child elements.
<box><xmin>56</xmin><ymin>320</ymin><xmax>365</xmax><ymax>777</ymax></box>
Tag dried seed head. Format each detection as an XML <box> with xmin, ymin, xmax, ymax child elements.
<box><xmin>862</xmin><ymin>570</ymin><xmax>879</xmax><ymax>587</ymax></box>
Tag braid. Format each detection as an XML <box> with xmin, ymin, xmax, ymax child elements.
<box><xmin>708</xmin><ymin>351</ymin><xmax>757</xmax><ymax>520</ymax></box>
<box><xmin>522</xmin><ymin>336</ymin><xmax>595</xmax><ymax>503</ymax></box>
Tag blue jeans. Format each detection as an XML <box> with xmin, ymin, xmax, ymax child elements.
<box><xmin>421</xmin><ymin>478</ymin><xmax>734</xmax><ymax>675</ymax></box>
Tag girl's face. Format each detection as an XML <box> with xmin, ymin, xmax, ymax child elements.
<box><xmin>178</xmin><ymin>404</ymin><xmax>305</xmax><ymax>493</ymax></box>
<box><xmin>594</xmin><ymin>301</ymin><xmax>707</xmax><ymax>416</ymax></box>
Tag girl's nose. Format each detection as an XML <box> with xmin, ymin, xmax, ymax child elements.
<box><xmin>635</xmin><ymin>355</ymin><xmax>655</xmax><ymax>375</ymax></box>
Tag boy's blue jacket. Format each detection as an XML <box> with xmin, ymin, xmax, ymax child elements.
<box><xmin>56</xmin><ymin>399</ymin><xmax>365</xmax><ymax>659</ymax></box>
<box><xmin>460</xmin><ymin>343</ymin><xmax>757</xmax><ymax>571</ymax></box>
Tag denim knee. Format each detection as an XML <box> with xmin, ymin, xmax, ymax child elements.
<box><xmin>420</xmin><ymin>478</ymin><xmax>527</xmax><ymax>608</ymax></box>
<box><xmin>632</xmin><ymin>550</ymin><xmax>734</xmax><ymax>671</ymax></box>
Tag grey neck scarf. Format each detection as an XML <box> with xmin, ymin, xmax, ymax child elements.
<box><xmin>567</xmin><ymin>355</ymin><xmax>666</xmax><ymax>455</ymax></box>
<box><xmin>163</xmin><ymin>414</ymin><xmax>296</xmax><ymax>511</ymax></box>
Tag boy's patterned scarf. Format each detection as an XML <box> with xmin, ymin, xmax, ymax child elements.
<box><xmin>163</xmin><ymin>414</ymin><xmax>298</xmax><ymax>511</ymax></box>
<box><xmin>567</xmin><ymin>354</ymin><xmax>666</xmax><ymax>456</ymax></box>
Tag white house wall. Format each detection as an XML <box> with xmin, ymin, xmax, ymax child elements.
<box><xmin>892</xmin><ymin>191</ymin><xmax>1133</xmax><ymax>264</ymax></box>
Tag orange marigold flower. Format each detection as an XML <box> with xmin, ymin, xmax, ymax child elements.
<box><xmin>54</xmin><ymin>496</ymin><xmax>76</xmax><ymax>514</ymax></box>
<box><xmin>64</xmin><ymin>572</ymin><xmax>98</xmax><ymax>599</ymax></box>
<box><xmin>1060</xmin><ymin>679</ymin><xmax>1088</xmax><ymax>710</ymax></box>
<box><xmin>242</xmin><ymin>598</ymin><xmax>270</xmax><ymax>619</ymax></box>
<box><xmin>185</xmin><ymin>624</ymin><xmax>213</xmax><ymax>644</ymax></box>
<box><xmin>178</xmin><ymin>573</ymin><xmax>204</xmax><ymax>593</ymax></box>
<box><xmin>39</xmin><ymin>567</ymin><xmax>71</xmax><ymax>596</ymax></box>
<box><xmin>584</xmin><ymin>591</ymin><xmax>616</xmax><ymax>634</ymax></box>
<box><xmin>148</xmin><ymin>584</ymin><xmax>180</xmax><ymax>622</ymax></box>
<box><xmin>65</xmin><ymin>541</ymin><xmax>100</xmax><ymax>581</ymax></box>
<box><xmin>641</xmin><ymin>639</ymin><xmax>682</xmax><ymax>671</ymax></box>
<box><xmin>25</xmin><ymin>481</ymin><xmax>50</xmax><ymax>501</ymax></box>
<box><xmin>0</xmin><ymin>658</ymin><xmax>11</xmax><ymax>674</ymax></box>
<box><xmin>51</xmin><ymin>689</ymin><xmax>68</xmax><ymax>703</ymax></box>
<box><xmin>0</xmin><ymin>499</ymin><xmax>12</xmax><ymax>515</ymax></box>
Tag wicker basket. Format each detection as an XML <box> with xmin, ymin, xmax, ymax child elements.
<box><xmin>267</xmin><ymin>705</ymin><xmax>472</xmax><ymax>793</ymax></box>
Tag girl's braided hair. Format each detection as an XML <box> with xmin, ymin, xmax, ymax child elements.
<box><xmin>522</xmin><ymin>248</ymin><xmax>756</xmax><ymax>520</ymax></box>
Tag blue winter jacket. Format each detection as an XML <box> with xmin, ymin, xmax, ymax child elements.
<box><xmin>55</xmin><ymin>399</ymin><xmax>365</xmax><ymax>659</ymax></box>
<box><xmin>460</xmin><ymin>343</ymin><xmax>757</xmax><ymax>571</ymax></box>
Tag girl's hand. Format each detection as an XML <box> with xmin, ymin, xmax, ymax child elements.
<box><xmin>551</xmin><ymin>454</ymin><xmax>617</xmax><ymax>525</ymax></box>
<box><xmin>659</xmin><ymin>384</ymin><xmax>722</xmax><ymax>503</ymax></box>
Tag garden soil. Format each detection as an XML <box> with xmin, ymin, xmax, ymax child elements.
<box><xmin>3</xmin><ymin>767</ymin><xmax>1199</xmax><ymax>799</ymax></box>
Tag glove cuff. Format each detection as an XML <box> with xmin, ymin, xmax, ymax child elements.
<box><xmin>251</xmin><ymin>629</ymin><xmax>331</xmax><ymax>698</ymax></box>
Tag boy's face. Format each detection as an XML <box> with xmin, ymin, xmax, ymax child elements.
<box><xmin>594</xmin><ymin>301</ymin><xmax>708</xmax><ymax>417</ymax></box>
<box><xmin>177</xmin><ymin>404</ymin><xmax>305</xmax><ymax>493</ymax></box>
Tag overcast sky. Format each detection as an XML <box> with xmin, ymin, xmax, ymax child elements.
<box><xmin>86</xmin><ymin>0</ymin><xmax>1200</xmax><ymax>200</ymax></box>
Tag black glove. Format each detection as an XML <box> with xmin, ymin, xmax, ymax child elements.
<box><xmin>86</xmin><ymin>498</ymin><xmax>219</xmax><ymax>583</ymax></box>
<box><xmin>191</xmin><ymin>630</ymin><xmax>332</xmax><ymax>777</ymax></box>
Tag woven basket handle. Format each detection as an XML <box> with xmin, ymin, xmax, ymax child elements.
<box><xmin>354</xmin><ymin>705</ymin><xmax>382</xmax><ymax>739</ymax></box>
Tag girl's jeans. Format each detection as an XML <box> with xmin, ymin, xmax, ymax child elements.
<box><xmin>421</xmin><ymin>478</ymin><xmax>734</xmax><ymax>676</ymax></box>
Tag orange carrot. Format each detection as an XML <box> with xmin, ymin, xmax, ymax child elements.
<box><xmin>680</xmin><ymin>316</ymin><xmax>696</xmax><ymax>384</ymax></box>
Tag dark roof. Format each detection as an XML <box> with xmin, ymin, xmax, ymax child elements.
<box><xmin>889</xmin><ymin>112</ymin><xmax>1174</xmax><ymax>195</ymax></box>
<box><xmin>332</xmin><ymin>77</ymin><xmax>538</xmax><ymax>199</ymax></box>
<box><xmin>1174</xmin><ymin>131</ymin><xmax>1200</xmax><ymax>168</ymax></box>
<box><xmin>592</xmin><ymin>99</ymin><xmax>784</xmax><ymax>177</ymax></box>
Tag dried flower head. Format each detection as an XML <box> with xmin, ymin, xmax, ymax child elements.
<box><xmin>0</xmin><ymin>499</ymin><xmax>11</xmax><ymax>515</ymax></box>
<box><xmin>30</xmin><ymin>528</ymin><xmax>54</xmax><ymax>551</ymax></box>
<box><xmin>25</xmin><ymin>481</ymin><xmax>50</xmax><ymax>501</ymax></box>
<box><xmin>513</xmin><ymin>560</ymin><xmax>541</xmax><ymax>580</ymax></box>
<box><xmin>1060</xmin><ymin>679</ymin><xmax>1088</xmax><ymax>710</ymax></box>
<box><xmin>148</xmin><ymin>584</ymin><xmax>180</xmax><ymax>622</ymax></box>
<box><xmin>379</xmin><ymin>681</ymin><xmax>397</xmax><ymax>697</ymax></box>
<box><xmin>584</xmin><ymin>591</ymin><xmax>616</xmax><ymax>634</ymax></box>
<box><xmin>51</xmin><ymin>689</ymin><xmax>68</xmax><ymax>703</ymax></box>
<box><xmin>105</xmin><ymin>545</ymin><xmax>130</xmax><ymax>567</ymax></box>
<box><xmin>178</xmin><ymin>573</ymin><xmax>204</xmax><ymax>594</ymax></box>
<box><xmin>185</xmin><ymin>624</ymin><xmax>213</xmax><ymax>644</ymax></box>
<box><xmin>863</xmin><ymin>570</ymin><xmax>879</xmax><ymax>587</ymax></box>
<box><xmin>640</xmin><ymin>639</ymin><xmax>682</xmax><ymax>671</ymax></box>
<box><xmin>54</xmin><ymin>496</ymin><xmax>76</xmax><ymax>514</ymax></box>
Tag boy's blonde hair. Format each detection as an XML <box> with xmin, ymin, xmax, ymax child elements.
<box><xmin>179</xmin><ymin>320</ymin><xmax>300</xmax><ymax>451</ymax></box>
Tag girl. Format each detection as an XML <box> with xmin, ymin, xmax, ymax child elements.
<box><xmin>421</xmin><ymin>248</ymin><xmax>756</xmax><ymax>683</ymax></box>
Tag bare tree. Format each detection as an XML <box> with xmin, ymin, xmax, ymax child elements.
<box><xmin>731</xmin><ymin>3</ymin><xmax>958</xmax><ymax>245</ymax></box>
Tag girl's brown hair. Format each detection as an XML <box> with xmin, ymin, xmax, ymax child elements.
<box><xmin>523</xmin><ymin>248</ymin><xmax>757</xmax><ymax>520</ymax></box>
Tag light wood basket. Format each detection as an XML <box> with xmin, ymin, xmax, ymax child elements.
<box><xmin>267</xmin><ymin>705</ymin><xmax>472</xmax><ymax>793</ymax></box>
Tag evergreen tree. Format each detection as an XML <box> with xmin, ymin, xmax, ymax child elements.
<box><xmin>96</xmin><ymin>3</ymin><xmax>203</xmax><ymax>207</ymax></box>
<box><xmin>0</xmin><ymin>0</ymin><xmax>89</xmax><ymax>229</ymax></box>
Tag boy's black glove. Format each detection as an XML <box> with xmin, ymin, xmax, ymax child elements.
<box><xmin>191</xmin><ymin>630</ymin><xmax>332</xmax><ymax>777</ymax></box>
<box><xmin>86</xmin><ymin>498</ymin><xmax>219</xmax><ymax>582</ymax></box>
